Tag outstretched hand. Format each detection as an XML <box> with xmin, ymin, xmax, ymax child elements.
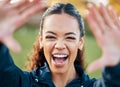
<box><xmin>86</xmin><ymin>3</ymin><xmax>120</xmax><ymax>72</ymax></box>
<box><xmin>0</xmin><ymin>0</ymin><xmax>46</xmax><ymax>52</ymax></box>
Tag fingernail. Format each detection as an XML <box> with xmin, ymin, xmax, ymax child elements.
<box><xmin>29</xmin><ymin>0</ymin><xmax>34</xmax><ymax>3</ymax></box>
<box><xmin>87</xmin><ymin>3</ymin><xmax>93</xmax><ymax>8</ymax></box>
<box><xmin>40</xmin><ymin>0</ymin><xmax>48</xmax><ymax>7</ymax></box>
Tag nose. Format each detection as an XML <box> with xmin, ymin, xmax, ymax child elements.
<box><xmin>55</xmin><ymin>40</ymin><xmax>66</xmax><ymax>50</ymax></box>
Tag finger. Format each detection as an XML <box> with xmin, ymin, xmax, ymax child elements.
<box><xmin>12</xmin><ymin>1</ymin><xmax>46</xmax><ymax>30</ymax></box>
<box><xmin>17</xmin><ymin>0</ymin><xmax>46</xmax><ymax>14</ymax></box>
<box><xmin>20</xmin><ymin>1</ymin><xmax>46</xmax><ymax>21</ymax></box>
<box><xmin>2</xmin><ymin>35</ymin><xmax>21</xmax><ymax>53</ymax></box>
<box><xmin>14</xmin><ymin>0</ymin><xmax>42</xmax><ymax>9</ymax></box>
<box><xmin>87</xmin><ymin>3</ymin><xmax>106</xmax><ymax>33</ymax></box>
<box><xmin>87</xmin><ymin>55</ymin><xmax>120</xmax><ymax>72</ymax></box>
<box><xmin>11</xmin><ymin>0</ymin><xmax>28</xmax><ymax>8</ymax></box>
<box><xmin>85</xmin><ymin>10</ymin><xmax>102</xmax><ymax>42</ymax></box>
<box><xmin>108</xmin><ymin>5</ymin><xmax>120</xmax><ymax>29</ymax></box>
<box><xmin>2</xmin><ymin>0</ymin><xmax>10</xmax><ymax>4</ymax></box>
<box><xmin>13</xmin><ymin>0</ymin><xmax>40</xmax><ymax>9</ymax></box>
<box><xmin>87</xmin><ymin>58</ymin><xmax>105</xmax><ymax>72</ymax></box>
<box><xmin>0</xmin><ymin>0</ymin><xmax>10</xmax><ymax>6</ymax></box>
<box><xmin>99</xmin><ymin>4</ymin><xmax>117</xmax><ymax>30</ymax></box>
<box><xmin>17</xmin><ymin>1</ymin><xmax>35</xmax><ymax>14</ymax></box>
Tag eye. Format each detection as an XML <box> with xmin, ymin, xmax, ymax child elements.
<box><xmin>45</xmin><ymin>35</ymin><xmax>56</xmax><ymax>40</ymax></box>
<box><xmin>66</xmin><ymin>36</ymin><xmax>76</xmax><ymax>40</ymax></box>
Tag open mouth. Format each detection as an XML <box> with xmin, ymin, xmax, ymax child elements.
<box><xmin>52</xmin><ymin>54</ymin><xmax>69</xmax><ymax>67</ymax></box>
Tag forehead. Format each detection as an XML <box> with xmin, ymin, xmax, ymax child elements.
<box><xmin>43</xmin><ymin>13</ymin><xmax>80</xmax><ymax>33</ymax></box>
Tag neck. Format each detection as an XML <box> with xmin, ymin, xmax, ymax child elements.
<box><xmin>52</xmin><ymin>65</ymin><xmax>78</xmax><ymax>87</ymax></box>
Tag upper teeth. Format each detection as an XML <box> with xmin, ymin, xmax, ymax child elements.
<box><xmin>53</xmin><ymin>54</ymin><xmax>67</xmax><ymax>58</ymax></box>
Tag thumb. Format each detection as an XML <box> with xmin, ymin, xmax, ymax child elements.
<box><xmin>87</xmin><ymin>58</ymin><xmax>106</xmax><ymax>72</ymax></box>
<box><xmin>2</xmin><ymin>35</ymin><xmax>21</xmax><ymax>53</ymax></box>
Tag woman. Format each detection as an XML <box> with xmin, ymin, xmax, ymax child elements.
<box><xmin>0</xmin><ymin>1</ymin><xmax>120</xmax><ymax>87</ymax></box>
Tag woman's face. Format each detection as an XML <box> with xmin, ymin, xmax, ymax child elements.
<box><xmin>40</xmin><ymin>13</ymin><xmax>84</xmax><ymax>74</ymax></box>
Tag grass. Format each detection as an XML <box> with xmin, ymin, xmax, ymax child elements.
<box><xmin>11</xmin><ymin>25</ymin><xmax>102</xmax><ymax>78</ymax></box>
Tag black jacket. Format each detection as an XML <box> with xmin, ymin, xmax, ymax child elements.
<box><xmin>0</xmin><ymin>44</ymin><xmax>120</xmax><ymax>87</ymax></box>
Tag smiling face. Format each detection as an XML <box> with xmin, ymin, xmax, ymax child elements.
<box><xmin>40</xmin><ymin>13</ymin><xmax>84</xmax><ymax>74</ymax></box>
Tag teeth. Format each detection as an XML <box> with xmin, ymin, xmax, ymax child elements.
<box><xmin>53</xmin><ymin>54</ymin><xmax>67</xmax><ymax>58</ymax></box>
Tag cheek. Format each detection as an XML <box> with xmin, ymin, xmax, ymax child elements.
<box><xmin>44</xmin><ymin>41</ymin><xmax>54</xmax><ymax>47</ymax></box>
<box><xmin>43</xmin><ymin>42</ymin><xmax>52</xmax><ymax>64</ymax></box>
<box><xmin>70</xmin><ymin>47</ymin><xmax>78</xmax><ymax>59</ymax></box>
<box><xmin>68</xmin><ymin>43</ymin><xmax>79</xmax><ymax>61</ymax></box>
<box><xmin>68</xmin><ymin>42</ymin><xmax>79</xmax><ymax>51</ymax></box>
<box><xmin>43</xmin><ymin>41</ymin><xmax>54</xmax><ymax>57</ymax></box>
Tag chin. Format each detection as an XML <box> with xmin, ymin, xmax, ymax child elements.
<box><xmin>50</xmin><ymin>65</ymin><xmax>68</xmax><ymax>74</ymax></box>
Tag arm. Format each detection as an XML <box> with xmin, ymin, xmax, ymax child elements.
<box><xmin>93</xmin><ymin>64</ymin><xmax>120</xmax><ymax>87</ymax></box>
<box><xmin>85</xmin><ymin>3</ymin><xmax>120</xmax><ymax>87</ymax></box>
<box><xmin>0</xmin><ymin>44</ymin><xmax>32</xmax><ymax>87</ymax></box>
<box><xmin>0</xmin><ymin>0</ymin><xmax>46</xmax><ymax>87</ymax></box>
<box><xmin>0</xmin><ymin>43</ymin><xmax>14</xmax><ymax>69</ymax></box>
<box><xmin>0</xmin><ymin>43</ymin><xmax>20</xmax><ymax>87</ymax></box>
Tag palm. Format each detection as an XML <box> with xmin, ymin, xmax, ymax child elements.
<box><xmin>86</xmin><ymin>4</ymin><xmax>120</xmax><ymax>71</ymax></box>
<box><xmin>0</xmin><ymin>0</ymin><xmax>45</xmax><ymax>52</ymax></box>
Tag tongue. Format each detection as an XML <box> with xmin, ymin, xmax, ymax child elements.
<box><xmin>53</xmin><ymin>57</ymin><xmax>67</xmax><ymax>66</ymax></box>
<box><xmin>54</xmin><ymin>58</ymin><xmax>65</xmax><ymax>64</ymax></box>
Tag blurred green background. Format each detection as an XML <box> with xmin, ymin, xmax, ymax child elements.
<box><xmin>11</xmin><ymin>22</ymin><xmax>102</xmax><ymax>79</ymax></box>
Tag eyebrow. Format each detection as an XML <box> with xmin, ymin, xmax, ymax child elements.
<box><xmin>65</xmin><ymin>32</ymin><xmax>76</xmax><ymax>36</ymax></box>
<box><xmin>46</xmin><ymin>31</ymin><xmax>77</xmax><ymax>36</ymax></box>
<box><xmin>46</xmin><ymin>31</ymin><xmax>56</xmax><ymax>35</ymax></box>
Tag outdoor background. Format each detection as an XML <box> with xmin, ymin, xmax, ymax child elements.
<box><xmin>10</xmin><ymin>0</ymin><xmax>120</xmax><ymax>78</ymax></box>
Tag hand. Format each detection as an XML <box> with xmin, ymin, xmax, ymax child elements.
<box><xmin>85</xmin><ymin>3</ymin><xmax>120</xmax><ymax>72</ymax></box>
<box><xmin>0</xmin><ymin>0</ymin><xmax>46</xmax><ymax>52</ymax></box>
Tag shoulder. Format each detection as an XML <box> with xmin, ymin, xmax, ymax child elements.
<box><xmin>30</xmin><ymin>64</ymin><xmax>52</xmax><ymax>81</ymax></box>
<box><xmin>29</xmin><ymin>65</ymin><xmax>53</xmax><ymax>86</ymax></box>
<box><xmin>75</xmin><ymin>65</ymin><xmax>97</xmax><ymax>86</ymax></box>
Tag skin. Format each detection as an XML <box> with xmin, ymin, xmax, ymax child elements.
<box><xmin>0</xmin><ymin>1</ymin><xmax>120</xmax><ymax>87</ymax></box>
<box><xmin>0</xmin><ymin>0</ymin><xmax>120</xmax><ymax>75</ymax></box>
<box><xmin>0</xmin><ymin>0</ymin><xmax>46</xmax><ymax>52</ymax></box>
<box><xmin>40</xmin><ymin>13</ymin><xmax>84</xmax><ymax>87</ymax></box>
<box><xmin>86</xmin><ymin>3</ymin><xmax>120</xmax><ymax>71</ymax></box>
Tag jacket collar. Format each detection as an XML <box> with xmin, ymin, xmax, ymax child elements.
<box><xmin>32</xmin><ymin>63</ymin><xmax>91</xmax><ymax>86</ymax></box>
<box><xmin>40</xmin><ymin>64</ymin><xmax>89</xmax><ymax>80</ymax></box>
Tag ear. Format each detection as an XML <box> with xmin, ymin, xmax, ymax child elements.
<box><xmin>79</xmin><ymin>37</ymin><xmax>84</xmax><ymax>50</ymax></box>
<box><xmin>39</xmin><ymin>35</ymin><xmax>43</xmax><ymax>49</ymax></box>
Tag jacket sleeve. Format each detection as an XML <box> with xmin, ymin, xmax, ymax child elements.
<box><xmin>0</xmin><ymin>43</ymin><xmax>31</xmax><ymax>87</ymax></box>
<box><xmin>93</xmin><ymin>63</ymin><xmax>120</xmax><ymax>87</ymax></box>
